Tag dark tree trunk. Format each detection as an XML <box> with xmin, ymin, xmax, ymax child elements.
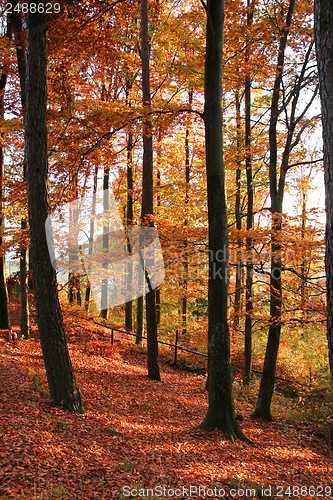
<box><xmin>182</xmin><ymin>91</ymin><xmax>192</xmax><ymax>341</ymax></box>
<box><xmin>244</xmin><ymin>0</ymin><xmax>254</xmax><ymax>386</ymax></box>
<box><xmin>85</xmin><ymin>164</ymin><xmax>98</xmax><ymax>310</ymax></box>
<box><xmin>0</xmin><ymin>148</ymin><xmax>10</xmax><ymax>331</ymax></box>
<box><xmin>300</xmin><ymin>190</ymin><xmax>307</xmax><ymax>323</ymax></box>
<box><xmin>140</xmin><ymin>0</ymin><xmax>160</xmax><ymax>380</ymax></box>
<box><xmin>0</xmin><ymin>17</ymin><xmax>12</xmax><ymax>331</ymax></box>
<box><xmin>155</xmin><ymin>150</ymin><xmax>161</xmax><ymax>326</ymax></box>
<box><xmin>100</xmin><ymin>165</ymin><xmax>110</xmax><ymax>319</ymax></box>
<box><xmin>125</xmin><ymin>130</ymin><xmax>133</xmax><ymax>332</ymax></box>
<box><xmin>314</xmin><ymin>0</ymin><xmax>333</xmax><ymax>387</ymax></box>
<box><xmin>155</xmin><ymin>287</ymin><xmax>160</xmax><ymax>325</ymax></box>
<box><xmin>25</xmin><ymin>2</ymin><xmax>83</xmax><ymax>412</ymax></box>
<box><xmin>253</xmin><ymin>0</ymin><xmax>296</xmax><ymax>420</ymax></box>
<box><xmin>136</xmin><ymin>295</ymin><xmax>144</xmax><ymax>344</ymax></box>
<box><xmin>9</xmin><ymin>2</ymin><xmax>30</xmax><ymax>338</ymax></box>
<box><xmin>233</xmin><ymin>89</ymin><xmax>242</xmax><ymax>334</ymax></box>
<box><xmin>20</xmin><ymin>239</ymin><xmax>29</xmax><ymax>338</ymax></box>
<box><xmin>195</xmin><ymin>0</ymin><xmax>248</xmax><ymax>442</ymax></box>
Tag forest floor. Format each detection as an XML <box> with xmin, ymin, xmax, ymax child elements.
<box><xmin>0</xmin><ymin>299</ymin><xmax>332</xmax><ymax>500</ymax></box>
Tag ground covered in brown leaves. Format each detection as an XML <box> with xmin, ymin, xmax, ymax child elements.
<box><xmin>0</xmin><ymin>300</ymin><xmax>332</xmax><ymax>499</ymax></box>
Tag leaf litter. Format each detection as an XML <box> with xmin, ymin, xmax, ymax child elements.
<box><xmin>0</xmin><ymin>300</ymin><xmax>332</xmax><ymax>499</ymax></box>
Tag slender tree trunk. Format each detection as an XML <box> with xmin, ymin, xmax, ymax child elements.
<box><xmin>0</xmin><ymin>18</ymin><xmax>12</xmax><ymax>331</ymax></box>
<box><xmin>140</xmin><ymin>0</ymin><xmax>160</xmax><ymax>380</ymax></box>
<box><xmin>125</xmin><ymin>128</ymin><xmax>134</xmax><ymax>332</ymax></box>
<box><xmin>155</xmin><ymin>165</ymin><xmax>161</xmax><ymax>325</ymax></box>
<box><xmin>254</xmin><ymin>0</ymin><xmax>296</xmax><ymax>420</ymax></box>
<box><xmin>136</xmin><ymin>295</ymin><xmax>144</xmax><ymax>344</ymax></box>
<box><xmin>20</xmin><ymin>239</ymin><xmax>29</xmax><ymax>337</ymax></box>
<box><xmin>244</xmin><ymin>0</ymin><xmax>254</xmax><ymax>385</ymax></box>
<box><xmin>9</xmin><ymin>1</ymin><xmax>30</xmax><ymax>337</ymax></box>
<box><xmin>233</xmin><ymin>89</ymin><xmax>242</xmax><ymax>334</ymax></box>
<box><xmin>314</xmin><ymin>0</ymin><xmax>333</xmax><ymax>387</ymax></box>
<box><xmin>182</xmin><ymin>91</ymin><xmax>193</xmax><ymax>342</ymax></box>
<box><xmin>85</xmin><ymin>165</ymin><xmax>98</xmax><ymax>310</ymax></box>
<box><xmin>68</xmin><ymin>178</ymin><xmax>81</xmax><ymax>306</ymax></box>
<box><xmin>300</xmin><ymin>189</ymin><xmax>307</xmax><ymax>323</ymax></box>
<box><xmin>195</xmin><ymin>0</ymin><xmax>248</xmax><ymax>442</ymax></box>
<box><xmin>25</xmin><ymin>2</ymin><xmax>83</xmax><ymax>412</ymax></box>
<box><xmin>100</xmin><ymin>165</ymin><xmax>110</xmax><ymax>319</ymax></box>
<box><xmin>0</xmin><ymin>146</ymin><xmax>10</xmax><ymax>332</ymax></box>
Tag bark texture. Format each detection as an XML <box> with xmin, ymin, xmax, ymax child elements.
<box><xmin>314</xmin><ymin>0</ymin><xmax>333</xmax><ymax>387</ymax></box>
<box><xmin>25</xmin><ymin>3</ymin><xmax>83</xmax><ymax>412</ymax></box>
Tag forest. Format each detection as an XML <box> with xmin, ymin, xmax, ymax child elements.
<box><xmin>0</xmin><ymin>0</ymin><xmax>333</xmax><ymax>498</ymax></box>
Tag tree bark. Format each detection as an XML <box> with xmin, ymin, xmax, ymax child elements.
<box><xmin>25</xmin><ymin>2</ymin><xmax>83</xmax><ymax>412</ymax></box>
<box><xmin>314</xmin><ymin>0</ymin><xmax>333</xmax><ymax>387</ymax></box>
<box><xmin>140</xmin><ymin>0</ymin><xmax>160</xmax><ymax>380</ymax></box>
<box><xmin>195</xmin><ymin>0</ymin><xmax>248</xmax><ymax>442</ymax></box>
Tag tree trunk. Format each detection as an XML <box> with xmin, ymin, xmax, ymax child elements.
<box><xmin>155</xmin><ymin>145</ymin><xmax>162</xmax><ymax>326</ymax></box>
<box><xmin>100</xmin><ymin>165</ymin><xmax>110</xmax><ymax>319</ymax></box>
<box><xmin>181</xmin><ymin>142</ymin><xmax>189</xmax><ymax>339</ymax></box>
<box><xmin>0</xmin><ymin>148</ymin><xmax>10</xmax><ymax>331</ymax></box>
<box><xmin>140</xmin><ymin>0</ymin><xmax>160</xmax><ymax>380</ymax></box>
<box><xmin>195</xmin><ymin>0</ymin><xmax>248</xmax><ymax>442</ymax></box>
<box><xmin>25</xmin><ymin>2</ymin><xmax>83</xmax><ymax>412</ymax></box>
<box><xmin>85</xmin><ymin>164</ymin><xmax>98</xmax><ymax>310</ymax></box>
<box><xmin>244</xmin><ymin>0</ymin><xmax>254</xmax><ymax>386</ymax></box>
<box><xmin>233</xmin><ymin>89</ymin><xmax>242</xmax><ymax>334</ymax></box>
<box><xmin>136</xmin><ymin>295</ymin><xmax>143</xmax><ymax>344</ymax></box>
<box><xmin>314</xmin><ymin>0</ymin><xmax>333</xmax><ymax>387</ymax></box>
<box><xmin>300</xmin><ymin>189</ymin><xmax>307</xmax><ymax>324</ymax></box>
<box><xmin>20</xmin><ymin>238</ymin><xmax>29</xmax><ymax>338</ymax></box>
<box><xmin>9</xmin><ymin>1</ymin><xmax>30</xmax><ymax>337</ymax></box>
<box><xmin>0</xmin><ymin>17</ymin><xmax>12</xmax><ymax>331</ymax></box>
<box><xmin>182</xmin><ymin>91</ymin><xmax>192</xmax><ymax>341</ymax></box>
<box><xmin>253</xmin><ymin>0</ymin><xmax>296</xmax><ymax>420</ymax></box>
<box><xmin>125</xmin><ymin>130</ymin><xmax>133</xmax><ymax>332</ymax></box>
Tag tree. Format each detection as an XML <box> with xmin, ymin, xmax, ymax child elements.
<box><xmin>232</xmin><ymin>88</ymin><xmax>243</xmax><ymax>333</ymax></box>
<box><xmin>25</xmin><ymin>1</ymin><xmax>83</xmax><ymax>412</ymax></box>
<box><xmin>8</xmin><ymin>0</ymin><xmax>30</xmax><ymax>339</ymax></box>
<box><xmin>125</xmin><ymin>78</ymin><xmax>134</xmax><ymax>333</ymax></box>
<box><xmin>244</xmin><ymin>0</ymin><xmax>254</xmax><ymax>386</ymax></box>
<box><xmin>314</xmin><ymin>0</ymin><xmax>333</xmax><ymax>387</ymax></box>
<box><xmin>254</xmin><ymin>0</ymin><xmax>318</xmax><ymax>420</ymax></box>
<box><xmin>0</xmin><ymin>12</ymin><xmax>12</xmax><ymax>332</ymax></box>
<box><xmin>140</xmin><ymin>0</ymin><xmax>160</xmax><ymax>381</ymax></box>
<box><xmin>195</xmin><ymin>0</ymin><xmax>248</xmax><ymax>442</ymax></box>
